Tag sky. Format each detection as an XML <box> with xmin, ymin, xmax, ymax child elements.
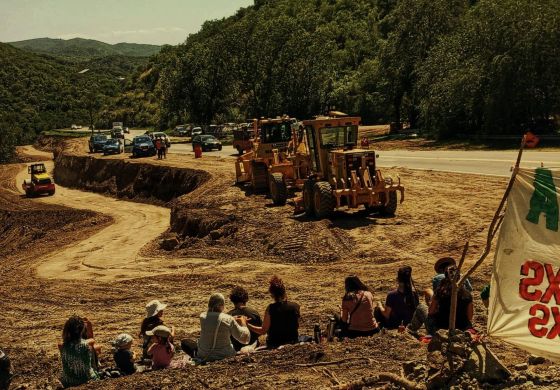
<box><xmin>0</xmin><ymin>0</ymin><xmax>254</xmax><ymax>45</ymax></box>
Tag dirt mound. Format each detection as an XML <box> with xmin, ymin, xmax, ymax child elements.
<box><xmin>170</xmin><ymin>187</ymin><xmax>354</xmax><ymax>263</ymax></box>
<box><xmin>54</xmin><ymin>153</ymin><xmax>210</xmax><ymax>204</ymax></box>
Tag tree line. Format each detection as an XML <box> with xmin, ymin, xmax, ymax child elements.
<box><xmin>146</xmin><ymin>0</ymin><xmax>560</xmax><ymax>139</ymax></box>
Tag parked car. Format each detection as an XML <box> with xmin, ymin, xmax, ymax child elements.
<box><xmin>103</xmin><ymin>138</ymin><xmax>124</xmax><ymax>155</ymax></box>
<box><xmin>71</xmin><ymin>124</ymin><xmax>82</xmax><ymax>130</ymax></box>
<box><xmin>191</xmin><ymin>127</ymin><xmax>203</xmax><ymax>137</ymax></box>
<box><xmin>124</xmin><ymin>127</ymin><xmax>130</xmax><ymax>134</ymax></box>
<box><xmin>131</xmin><ymin>136</ymin><xmax>156</xmax><ymax>158</ymax></box>
<box><xmin>151</xmin><ymin>132</ymin><xmax>171</xmax><ymax>148</ymax></box>
<box><xmin>111</xmin><ymin>127</ymin><xmax>125</xmax><ymax>139</ymax></box>
<box><xmin>88</xmin><ymin>134</ymin><xmax>108</xmax><ymax>153</ymax></box>
<box><xmin>175</xmin><ymin>125</ymin><xmax>189</xmax><ymax>136</ymax></box>
<box><xmin>192</xmin><ymin>135</ymin><xmax>222</xmax><ymax>151</ymax></box>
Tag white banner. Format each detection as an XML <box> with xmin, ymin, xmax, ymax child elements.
<box><xmin>488</xmin><ymin>167</ymin><xmax>560</xmax><ymax>360</ymax></box>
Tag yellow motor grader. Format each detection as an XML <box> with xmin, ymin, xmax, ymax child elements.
<box><xmin>235</xmin><ymin>116</ymin><xmax>310</xmax><ymax>205</ymax></box>
<box><xmin>295</xmin><ymin>113</ymin><xmax>405</xmax><ymax>218</ymax></box>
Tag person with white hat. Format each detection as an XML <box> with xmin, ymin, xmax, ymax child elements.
<box><xmin>146</xmin><ymin>325</ymin><xmax>175</xmax><ymax>369</ymax></box>
<box><xmin>139</xmin><ymin>300</ymin><xmax>174</xmax><ymax>360</ymax></box>
<box><xmin>112</xmin><ymin>333</ymin><xmax>136</xmax><ymax>375</ymax></box>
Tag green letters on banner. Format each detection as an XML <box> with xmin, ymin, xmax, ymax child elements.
<box><xmin>526</xmin><ymin>168</ymin><xmax>559</xmax><ymax>232</ymax></box>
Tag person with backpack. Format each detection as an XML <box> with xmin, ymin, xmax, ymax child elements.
<box><xmin>375</xmin><ymin>266</ymin><xmax>420</xmax><ymax>329</ymax></box>
<box><xmin>338</xmin><ymin>276</ymin><xmax>379</xmax><ymax>338</ymax></box>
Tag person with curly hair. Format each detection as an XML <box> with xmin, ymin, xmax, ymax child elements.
<box><xmin>227</xmin><ymin>286</ymin><xmax>262</xmax><ymax>351</ymax></box>
<box><xmin>247</xmin><ymin>276</ymin><xmax>301</xmax><ymax>349</ymax></box>
<box><xmin>58</xmin><ymin>316</ymin><xmax>100</xmax><ymax>387</ymax></box>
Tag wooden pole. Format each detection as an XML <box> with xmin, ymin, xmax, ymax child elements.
<box><xmin>448</xmin><ymin>136</ymin><xmax>526</xmax><ymax>332</ymax></box>
<box><xmin>449</xmin><ymin>242</ymin><xmax>469</xmax><ymax>331</ymax></box>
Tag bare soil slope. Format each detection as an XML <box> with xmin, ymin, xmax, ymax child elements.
<box><xmin>1</xmin><ymin>139</ymin><xmax>558</xmax><ymax>389</ymax></box>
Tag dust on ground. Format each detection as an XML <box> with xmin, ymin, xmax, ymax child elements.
<box><xmin>0</xmin><ymin>138</ymin><xmax>557</xmax><ymax>389</ymax></box>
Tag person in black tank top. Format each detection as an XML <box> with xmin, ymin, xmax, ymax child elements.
<box><xmin>247</xmin><ymin>276</ymin><xmax>300</xmax><ymax>349</ymax></box>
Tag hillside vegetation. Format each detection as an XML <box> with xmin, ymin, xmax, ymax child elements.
<box><xmin>9</xmin><ymin>37</ymin><xmax>161</xmax><ymax>59</ymax></box>
<box><xmin>0</xmin><ymin>43</ymin><xmax>143</xmax><ymax>162</ymax></box>
<box><xmin>146</xmin><ymin>0</ymin><xmax>560</xmax><ymax>139</ymax></box>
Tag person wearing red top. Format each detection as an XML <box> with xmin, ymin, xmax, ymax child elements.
<box><xmin>339</xmin><ymin>275</ymin><xmax>379</xmax><ymax>338</ymax></box>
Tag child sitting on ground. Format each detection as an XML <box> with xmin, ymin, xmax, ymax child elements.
<box><xmin>113</xmin><ymin>334</ymin><xmax>136</xmax><ymax>375</ymax></box>
<box><xmin>139</xmin><ymin>300</ymin><xmax>174</xmax><ymax>360</ymax></box>
<box><xmin>147</xmin><ymin>325</ymin><xmax>175</xmax><ymax>369</ymax></box>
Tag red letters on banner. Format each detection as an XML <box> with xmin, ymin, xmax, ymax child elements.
<box><xmin>519</xmin><ymin>260</ymin><xmax>560</xmax><ymax>339</ymax></box>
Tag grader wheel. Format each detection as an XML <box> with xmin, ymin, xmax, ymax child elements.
<box><xmin>251</xmin><ymin>161</ymin><xmax>268</xmax><ymax>192</ymax></box>
<box><xmin>302</xmin><ymin>180</ymin><xmax>315</xmax><ymax>216</ymax></box>
<box><xmin>313</xmin><ymin>181</ymin><xmax>335</xmax><ymax>219</ymax></box>
<box><xmin>269</xmin><ymin>173</ymin><xmax>287</xmax><ymax>206</ymax></box>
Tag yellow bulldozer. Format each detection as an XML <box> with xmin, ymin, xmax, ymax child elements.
<box><xmin>295</xmin><ymin>113</ymin><xmax>405</xmax><ymax>218</ymax></box>
<box><xmin>235</xmin><ymin>116</ymin><xmax>310</xmax><ymax>205</ymax></box>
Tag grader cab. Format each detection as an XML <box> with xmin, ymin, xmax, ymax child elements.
<box><xmin>297</xmin><ymin>114</ymin><xmax>404</xmax><ymax>218</ymax></box>
<box><xmin>235</xmin><ymin>117</ymin><xmax>310</xmax><ymax>205</ymax></box>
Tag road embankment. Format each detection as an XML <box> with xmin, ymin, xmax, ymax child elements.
<box><xmin>54</xmin><ymin>152</ymin><xmax>211</xmax><ymax>204</ymax></box>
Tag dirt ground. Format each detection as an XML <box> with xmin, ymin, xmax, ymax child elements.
<box><xmin>1</xmin><ymin>138</ymin><xmax>559</xmax><ymax>389</ymax></box>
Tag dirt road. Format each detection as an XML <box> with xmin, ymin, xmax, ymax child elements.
<box><xmin>15</xmin><ymin>147</ymin><xmax>172</xmax><ymax>281</ymax></box>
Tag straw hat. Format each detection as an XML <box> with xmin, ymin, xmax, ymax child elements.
<box><xmin>145</xmin><ymin>300</ymin><xmax>167</xmax><ymax>318</ymax></box>
<box><xmin>145</xmin><ymin>325</ymin><xmax>172</xmax><ymax>338</ymax></box>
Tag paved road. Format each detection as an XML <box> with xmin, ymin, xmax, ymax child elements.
<box><xmin>375</xmin><ymin>150</ymin><xmax>560</xmax><ymax>177</ymax></box>
<box><xmin>127</xmin><ymin>129</ymin><xmax>559</xmax><ymax>177</ymax></box>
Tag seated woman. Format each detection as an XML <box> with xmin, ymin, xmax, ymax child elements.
<box><xmin>227</xmin><ymin>286</ymin><xmax>263</xmax><ymax>352</ymax></box>
<box><xmin>375</xmin><ymin>266</ymin><xmax>420</xmax><ymax>329</ymax></box>
<box><xmin>58</xmin><ymin>316</ymin><xmax>100</xmax><ymax>388</ymax></box>
<box><xmin>339</xmin><ymin>275</ymin><xmax>379</xmax><ymax>338</ymax></box>
<box><xmin>183</xmin><ymin>293</ymin><xmax>250</xmax><ymax>362</ymax></box>
<box><xmin>428</xmin><ymin>266</ymin><xmax>474</xmax><ymax>334</ymax></box>
<box><xmin>247</xmin><ymin>276</ymin><xmax>301</xmax><ymax>349</ymax></box>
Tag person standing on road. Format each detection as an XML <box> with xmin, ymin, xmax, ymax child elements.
<box><xmin>161</xmin><ymin>137</ymin><xmax>167</xmax><ymax>159</ymax></box>
<box><xmin>155</xmin><ymin>137</ymin><xmax>162</xmax><ymax>160</ymax></box>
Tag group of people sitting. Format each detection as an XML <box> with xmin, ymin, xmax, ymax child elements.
<box><xmin>338</xmin><ymin>257</ymin><xmax>474</xmax><ymax>339</ymax></box>
<box><xmin>57</xmin><ymin>258</ymin><xmax>476</xmax><ymax>388</ymax></box>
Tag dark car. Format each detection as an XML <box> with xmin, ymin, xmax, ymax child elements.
<box><xmin>131</xmin><ymin>136</ymin><xmax>156</xmax><ymax>157</ymax></box>
<box><xmin>88</xmin><ymin>134</ymin><xmax>108</xmax><ymax>153</ymax></box>
<box><xmin>103</xmin><ymin>138</ymin><xmax>124</xmax><ymax>155</ymax></box>
<box><xmin>111</xmin><ymin>127</ymin><xmax>125</xmax><ymax>139</ymax></box>
<box><xmin>192</xmin><ymin>135</ymin><xmax>222</xmax><ymax>151</ymax></box>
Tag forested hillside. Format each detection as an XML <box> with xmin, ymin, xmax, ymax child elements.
<box><xmin>2</xmin><ymin>0</ymin><xmax>560</xmax><ymax>163</ymax></box>
<box><xmin>145</xmin><ymin>0</ymin><xmax>560</xmax><ymax>139</ymax></box>
<box><xmin>0</xmin><ymin>43</ymin><xmax>144</xmax><ymax>162</ymax></box>
<box><xmin>9</xmin><ymin>38</ymin><xmax>161</xmax><ymax>59</ymax></box>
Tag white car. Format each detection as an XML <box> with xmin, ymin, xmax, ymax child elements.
<box><xmin>192</xmin><ymin>127</ymin><xmax>203</xmax><ymax>136</ymax></box>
